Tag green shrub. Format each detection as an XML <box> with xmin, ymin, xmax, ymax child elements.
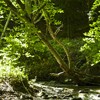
<box><xmin>0</xmin><ymin>32</ymin><xmax>85</xmax><ymax>82</ymax></box>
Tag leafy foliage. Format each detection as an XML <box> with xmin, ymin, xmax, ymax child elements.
<box><xmin>1</xmin><ymin>0</ymin><xmax>100</xmax><ymax>85</ymax></box>
<box><xmin>0</xmin><ymin>0</ymin><xmax>65</xmax><ymax>83</ymax></box>
<box><xmin>0</xmin><ymin>30</ymin><xmax>47</xmax><ymax>80</ymax></box>
<box><xmin>81</xmin><ymin>0</ymin><xmax>100</xmax><ymax>66</ymax></box>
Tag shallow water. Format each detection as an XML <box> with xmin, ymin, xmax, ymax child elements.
<box><xmin>34</xmin><ymin>82</ymin><xmax>100</xmax><ymax>100</ymax></box>
<box><xmin>0</xmin><ymin>80</ymin><xmax>100</xmax><ymax>100</ymax></box>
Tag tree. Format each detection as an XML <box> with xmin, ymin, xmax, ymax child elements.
<box><xmin>3</xmin><ymin>0</ymin><xmax>100</xmax><ymax>85</ymax></box>
<box><xmin>81</xmin><ymin>0</ymin><xmax>100</xmax><ymax>66</ymax></box>
<box><xmin>80</xmin><ymin>0</ymin><xmax>100</xmax><ymax>85</ymax></box>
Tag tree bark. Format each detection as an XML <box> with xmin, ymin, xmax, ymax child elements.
<box><xmin>4</xmin><ymin>0</ymin><xmax>100</xmax><ymax>86</ymax></box>
<box><xmin>36</xmin><ymin>32</ymin><xmax>69</xmax><ymax>73</ymax></box>
<box><xmin>4</xmin><ymin>0</ymin><xmax>70</xmax><ymax>72</ymax></box>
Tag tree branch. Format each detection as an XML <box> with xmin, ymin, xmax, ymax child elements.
<box><xmin>42</xmin><ymin>9</ymin><xmax>71</xmax><ymax>69</ymax></box>
<box><xmin>4</xmin><ymin>0</ymin><xmax>18</xmax><ymax>13</ymax></box>
<box><xmin>36</xmin><ymin>32</ymin><xmax>69</xmax><ymax>73</ymax></box>
<box><xmin>33</xmin><ymin>2</ymin><xmax>46</xmax><ymax>22</ymax></box>
<box><xmin>34</xmin><ymin>14</ymin><xmax>43</xmax><ymax>24</ymax></box>
<box><xmin>4</xmin><ymin>0</ymin><xmax>31</xmax><ymax>23</ymax></box>
<box><xmin>16</xmin><ymin>0</ymin><xmax>25</xmax><ymax>10</ymax></box>
<box><xmin>54</xmin><ymin>24</ymin><xmax>63</xmax><ymax>36</ymax></box>
<box><xmin>1</xmin><ymin>11</ymin><xmax>12</xmax><ymax>38</ymax></box>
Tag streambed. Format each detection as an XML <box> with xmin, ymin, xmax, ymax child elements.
<box><xmin>29</xmin><ymin>81</ymin><xmax>100</xmax><ymax>100</ymax></box>
<box><xmin>0</xmin><ymin>80</ymin><xmax>100</xmax><ymax>100</ymax></box>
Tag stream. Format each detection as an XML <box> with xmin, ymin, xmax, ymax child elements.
<box><xmin>0</xmin><ymin>80</ymin><xmax>100</xmax><ymax>100</ymax></box>
<box><xmin>28</xmin><ymin>80</ymin><xmax>100</xmax><ymax>100</ymax></box>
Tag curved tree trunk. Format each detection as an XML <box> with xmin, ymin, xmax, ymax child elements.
<box><xmin>4</xmin><ymin>0</ymin><xmax>100</xmax><ymax>86</ymax></box>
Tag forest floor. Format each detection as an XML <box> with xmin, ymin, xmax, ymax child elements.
<box><xmin>0</xmin><ymin>80</ymin><xmax>100</xmax><ymax>100</ymax></box>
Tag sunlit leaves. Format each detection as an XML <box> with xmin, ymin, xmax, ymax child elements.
<box><xmin>25</xmin><ymin>52</ymin><xmax>34</xmax><ymax>57</ymax></box>
<box><xmin>0</xmin><ymin>0</ymin><xmax>64</xmax><ymax>82</ymax></box>
<box><xmin>0</xmin><ymin>63</ymin><xmax>27</xmax><ymax>81</ymax></box>
<box><xmin>81</xmin><ymin>0</ymin><xmax>100</xmax><ymax>65</ymax></box>
<box><xmin>44</xmin><ymin>1</ymin><xmax>63</xmax><ymax>25</ymax></box>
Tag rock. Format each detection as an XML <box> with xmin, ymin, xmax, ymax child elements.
<box><xmin>0</xmin><ymin>90</ymin><xmax>3</xmax><ymax>95</ymax></box>
<box><xmin>63</xmin><ymin>94</ymin><xmax>73</xmax><ymax>99</ymax></box>
<box><xmin>79</xmin><ymin>88</ymin><xmax>90</xmax><ymax>93</ymax></box>
<box><xmin>0</xmin><ymin>81</ymin><xmax>14</xmax><ymax>93</ymax></box>
<box><xmin>98</xmin><ymin>94</ymin><xmax>100</xmax><ymax>97</ymax></box>
<box><xmin>20</xmin><ymin>94</ymin><xmax>33</xmax><ymax>100</ymax></box>
<box><xmin>51</xmin><ymin>95</ymin><xmax>58</xmax><ymax>99</ymax></box>
<box><xmin>37</xmin><ymin>90</ymin><xmax>45</xmax><ymax>97</ymax></box>
<box><xmin>42</xmin><ymin>94</ymin><xmax>49</xmax><ymax>99</ymax></box>
<box><xmin>72</xmin><ymin>97</ymin><xmax>82</xmax><ymax>100</ymax></box>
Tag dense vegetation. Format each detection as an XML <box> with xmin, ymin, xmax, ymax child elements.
<box><xmin>0</xmin><ymin>0</ymin><xmax>100</xmax><ymax>86</ymax></box>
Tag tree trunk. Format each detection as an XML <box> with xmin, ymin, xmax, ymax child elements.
<box><xmin>4</xmin><ymin>0</ymin><xmax>100</xmax><ymax>86</ymax></box>
<box><xmin>36</xmin><ymin>32</ymin><xmax>69</xmax><ymax>73</ymax></box>
<box><xmin>3</xmin><ymin>0</ymin><xmax>81</xmax><ymax>85</ymax></box>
